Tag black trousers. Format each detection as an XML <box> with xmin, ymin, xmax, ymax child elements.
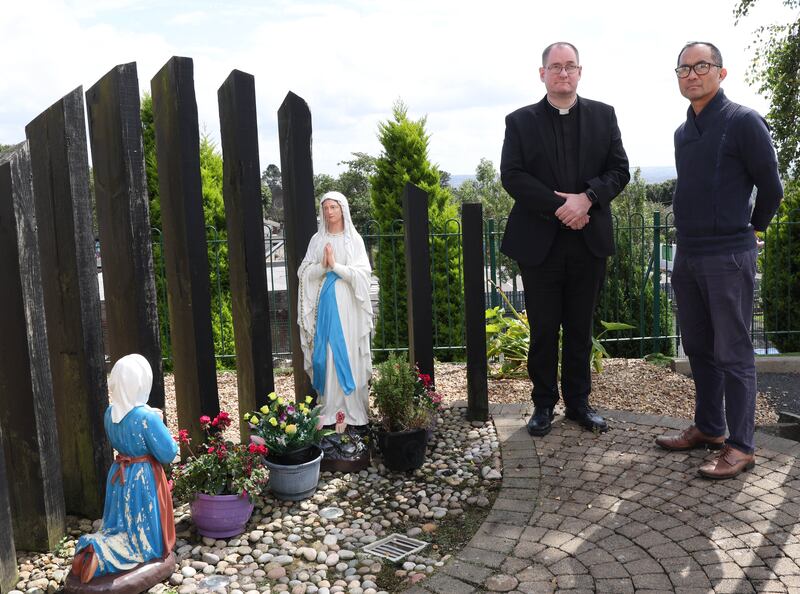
<box><xmin>519</xmin><ymin>229</ymin><xmax>606</xmax><ymax>409</ymax></box>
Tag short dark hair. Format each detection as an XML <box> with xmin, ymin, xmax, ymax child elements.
<box><xmin>677</xmin><ymin>41</ymin><xmax>723</xmax><ymax>67</ymax></box>
<box><xmin>542</xmin><ymin>42</ymin><xmax>580</xmax><ymax>66</ymax></box>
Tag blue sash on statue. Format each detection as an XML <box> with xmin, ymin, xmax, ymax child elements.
<box><xmin>312</xmin><ymin>271</ymin><xmax>355</xmax><ymax>396</ymax></box>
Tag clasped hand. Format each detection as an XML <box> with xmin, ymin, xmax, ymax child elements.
<box><xmin>322</xmin><ymin>243</ymin><xmax>336</xmax><ymax>268</ymax></box>
<box><xmin>554</xmin><ymin>191</ymin><xmax>592</xmax><ymax>230</ymax></box>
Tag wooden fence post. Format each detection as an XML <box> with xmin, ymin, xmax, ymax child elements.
<box><xmin>85</xmin><ymin>62</ymin><xmax>165</xmax><ymax>410</ymax></box>
<box><xmin>151</xmin><ymin>57</ymin><xmax>220</xmax><ymax>445</ymax></box>
<box><xmin>0</xmin><ymin>422</ymin><xmax>17</xmax><ymax>591</ymax></box>
<box><xmin>0</xmin><ymin>143</ymin><xmax>66</xmax><ymax>550</ymax></box>
<box><xmin>402</xmin><ymin>182</ymin><xmax>434</xmax><ymax>382</ymax></box>
<box><xmin>277</xmin><ymin>92</ymin><xmax>317</xmax><ymax>402</ymax></box>
<box><xmin>218</xmin><ymin>70</ymin><xmax>274</xmax><ymax>435</ymax></box>
<box><xmin>26</xmin><ymin>88</ymin><xmax>112</xmax><ymax>519</ymax></box>
<box><xmin>462</xmin><ymin>203</ymin><xmax>489</xmax><ymax>421</ymax></box>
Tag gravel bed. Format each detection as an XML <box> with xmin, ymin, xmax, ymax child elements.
<box><xmin>11</xmin><ymin>407</ymin><xmax>500</xmax><ymax>594</ymax></box>
<box><xmin>10</xmin><ymin>358</ymin><xmax>782</xmax><ymax>593</ymax></box>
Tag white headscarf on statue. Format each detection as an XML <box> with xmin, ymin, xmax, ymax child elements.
<box><xmin>297</xmin><ymin>191</ymin><xmax>373</xmax><ymax>382</ymax></box>
<box><xmin>108</xmin><ymin>354</ymin><xmax>154</xmax><ymax>423</ymax></box>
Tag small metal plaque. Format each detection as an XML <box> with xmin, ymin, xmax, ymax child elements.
<box><xmin>362</xmin><ymin>533</ymin><xmax>428</xmax><ymax>562</ymax></box>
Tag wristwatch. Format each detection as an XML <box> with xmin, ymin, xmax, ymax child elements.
<box><xmin>585</xmin><ymin>188</ymin><xmax>599</xmax><ymax>205</ymax></box>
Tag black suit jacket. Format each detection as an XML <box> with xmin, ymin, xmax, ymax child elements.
<box><xmin>500</xmin><ymin>96</ymin><xmax>630</xmax><ymax>266</ymax></box>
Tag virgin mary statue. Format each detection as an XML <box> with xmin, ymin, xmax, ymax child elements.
<box><xmin>298</xmin><ymin>191</ymin><xmax>373</xmax><ymax>428</ymax></box>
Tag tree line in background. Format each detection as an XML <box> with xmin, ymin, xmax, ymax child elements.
<box><xmin>5</xmin><ymin>0</ymin><xmax>798</xmax><ymax>359</ymax></box>
<box><xmin>737</xmin><ymin>0</ymin><xmax>800</xmax><ymax>353</ymax></box>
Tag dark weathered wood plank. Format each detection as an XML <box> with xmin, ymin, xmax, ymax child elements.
<box><xmin>402</xmin><ymin>182</ymin><xmax>434</xmax><ymax>383</ymax></box>
<box><xmin>218</xmin><ymin>69</ymin><xmax>274</xmax><ymax>436</ymax></box>
<box><xmin>277</xmin><ymin>92</ymin><xmax>317</xmax><ymax>403</ymax></box>
<box><xmin>0</xmin><ymin>143</ymin><xmax>66</xmax><ymax>551</ymax></box>
<box><xmin>0</xmin><ymin>421</ymin><xmax>17</xmax><ymax>591</ymax></box>
<box><xmin>86</xmin><ymin>62</ymin><xmax>165</xmax><ymax>411</ymax></box>
<box><xmin>26</xmin><ymin>88</ymin><xmax>112</xmax><ymax>519</ymax></box>
<box><xmin>151</xmin><ymin>57</ymin><xmax>219</xmax><ymax>444</ymax></box>
<box><xmin>462</xmin><ymin>203</ymin><xmax>488</xmax><ymax>421</ymax></box>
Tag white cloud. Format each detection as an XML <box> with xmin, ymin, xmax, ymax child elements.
<box><xmin>1</xmin><ymin>0</ymin><xmax>796</xmax><ymax>175</ymax></box>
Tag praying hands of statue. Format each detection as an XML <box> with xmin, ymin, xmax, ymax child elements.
<box><xmin>323</xmin><ymin>243</ymin><xmax>336</xmax><ymax>269</ymax></box>
<box><xmin>554</xmin><ymin>191</ymin><xmax>591</xmax><ymax>230</ymax></box>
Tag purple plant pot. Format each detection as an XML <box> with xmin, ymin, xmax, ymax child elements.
<box><xmin>190</xmin><ymin>493</ymin><xmax>254</xmax><ymax>539</ymax></box>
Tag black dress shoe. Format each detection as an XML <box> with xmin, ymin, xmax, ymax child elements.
<box><xmin>526</xmin><ymin>407</ymin><xmax>554</xmax><ymax>436</ymax></box>
<box><xmin>565</xmin><ymin>406</ymin><xmax>608</xmax><ymax>433</ymax></box>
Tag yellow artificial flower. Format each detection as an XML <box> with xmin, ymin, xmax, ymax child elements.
<box><xmin>280</xmin><ymin>422</ymin><xmax>286</xmax><ymax>429</ymax></box>
<box><xmin>268</xmin><ymin>392</ymin><xmax>277</xmax><ymax>401</ymax></box>
<box><xmin>269</xmin><ymin>417</ymin><xmax>278</xmax><ymax>427</ymax></box>
<box><xmin>285</xmin><ymin>424</ymin><xmax>297</xmax><ymax>435</ymax></box>
<box><xmin>305</xmin><ymin>396</ymin><xmax>313</xmax><ymax>404</ymax></box>
<box><xmin>243</xmin><ymin>412</ymin><xmax>251</xmax><ymax>421</ymax></box>
<box><xmin>277</xmin><ymin>397</ymin><xmax>285</xmax><ymax>406</ymax></box>
<box><xmin>260</xmin><ymin>405</ymin><xmax>269</xmax><ymax>414</ymax></box>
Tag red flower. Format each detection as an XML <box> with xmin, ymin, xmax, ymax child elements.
<box><xmin>207</xmin><ymin>446</ymin><xmax>215</xmax><ymax>453</ymax></box>
<box><xmin>419</xmin><ymin>373</ymin><xmax>432</xmax><ymax>387</ymax></box>
<box><xmin>199</xmin><ymin>415</ymin><xmax>211</xmax><ymax>428</ymax></box>
<box><xmin>177</xmin><ymin>429</ymin><xmax>191</xmax><ymax>445</ymax></box>
<box><xmin>336</xmin><ymin>411</ymin><xmax>345</xmax><ymax>424</ymax></box>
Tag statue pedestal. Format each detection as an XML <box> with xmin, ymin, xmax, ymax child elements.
<box><xmin>64</xmin><ymin>551</ymin><xmax>176</xmax><ymax>594</ymax></box>
<box><xmin>320</xmin><ymin>426</ymin><xmax>371</xmax><ymax>473</ymax></box>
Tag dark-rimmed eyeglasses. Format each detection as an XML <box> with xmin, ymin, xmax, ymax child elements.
<box><xmin>545</xmin><ymin>63</ymin><xmax>580</xmax><ymax>74</ymax></box>
<box><xmin>675</xmin><ymin>62</ymin><xmax>721</xmax><ymax>78</ymax></box>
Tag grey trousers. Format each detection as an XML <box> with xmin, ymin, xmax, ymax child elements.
<box><xmin>671</xmin><ymin>248</ymin><xmax>758</xmax><ymax>454</ymax></box>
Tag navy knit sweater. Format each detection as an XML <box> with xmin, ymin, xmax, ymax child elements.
<box><xmin>673</xmin><ymin>89</ymin><xmax>783</xmax><ymax>255</ymax></box>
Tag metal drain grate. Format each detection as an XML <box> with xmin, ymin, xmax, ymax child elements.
<box><xmin>362</xmin><ymin>533</ymin><xmax>428</xmax><ymax>562</ymax></box>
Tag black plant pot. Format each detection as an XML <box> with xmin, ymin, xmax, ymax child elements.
<box><xmin>266</xmin><ymin>444</ymin><xmax>320</xmax><ymax>466</ymax></box>
<box><xmin>377</xmin><ymin>428</ymin><xmax>428</xmax><ymax>472</ymax></box>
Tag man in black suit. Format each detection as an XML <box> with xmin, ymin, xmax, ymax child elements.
<box><xmin>500</xmin><ymin>41</ymin><xmax>630</xmax><ymax>436</ymax></box>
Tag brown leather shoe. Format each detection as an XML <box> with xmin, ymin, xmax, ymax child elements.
<box><xmin>655</xmin><ymin>425</ymin><xmax>725</xmax><ymax>451</ymax></box>
<box><xmin>698</xmin><ymin>445</ymin><xmax>755</xmax><ymax>480</ymax></box>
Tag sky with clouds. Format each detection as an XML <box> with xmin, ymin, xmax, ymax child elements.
<box><xmin>0</xmin><ymin>0</ymin><xmax>795</xmax><ymax>176</ymax></box>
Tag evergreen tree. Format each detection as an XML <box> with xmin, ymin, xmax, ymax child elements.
<box><xmin>141</xmin><ymin>97</ymin><xmax>233</xmax><ymax>368</ymax></box>
<box><xmin>370</xmin><ymin>101</ymin><xmax>463</xmax><ymax>360</ymax></box>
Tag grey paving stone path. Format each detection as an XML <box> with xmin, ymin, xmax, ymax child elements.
<box><xmin>403</xmin><ymin>403</ymin><xmax>800</xmax><ymax>594</ymax></box>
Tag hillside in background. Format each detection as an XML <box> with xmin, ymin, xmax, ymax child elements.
<box><xmin>450</xmin><ymin>166</ymin><xmax>676</xmax><ymax>188</ymax></box>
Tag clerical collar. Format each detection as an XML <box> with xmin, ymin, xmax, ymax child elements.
<box><xmin>547</xmin><ymin>96</ymin><xmax>577</xmax><ymax>115</ymax></box>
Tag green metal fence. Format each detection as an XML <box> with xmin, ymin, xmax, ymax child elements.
<box><xmin>144</xmin><ymin>210</ymin><xmax>799</xmax><ymax>366</ymax></box>
<box><xmin>482</xmin><ymin>212</ymin><xmax>800</xmax><ymax>358</ymax></box>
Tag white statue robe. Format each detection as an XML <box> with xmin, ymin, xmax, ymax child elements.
<box><xmin>298</xmin><ymin>231</ymin><xmax>373</xmax><ymax>426</ymax></box>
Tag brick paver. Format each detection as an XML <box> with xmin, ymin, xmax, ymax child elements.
<box><xmin>404</xmin><ymin>404</ymin><xmax>800</xmax><ymax>593</ymax></box>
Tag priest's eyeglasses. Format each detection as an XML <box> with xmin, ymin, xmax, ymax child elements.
<box><xmin>675</xmin><ymin>62</ymin><xmax>721</xmax><ymax>78</ymax></box>
<box><xmin>546</xmin><ymin>63</ymin><xmax>580</xmax><ymax>74</ymax></box>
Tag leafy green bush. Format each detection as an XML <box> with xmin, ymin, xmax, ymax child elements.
<box><xmin>371</xmin><ymin>354</ymin><xmax>435</xmax><ymax>432</ymax></box>
<box><xmin>761</xmin><ymin>180</ymin><xmax>800</xmax><ymax>353</ymax></box>
<box><xmin>599</xmin><ymin>169</ymin><xmax>674</xmax><ymax>357</ymax></box>
<box><xmin>486</xmin><ymin>286</ymin><xmax>634</xmax><ymax>378</ymax></box>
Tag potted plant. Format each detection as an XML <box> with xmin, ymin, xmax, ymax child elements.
<box><xmin>371</xmin><ymin>354</ymin><xmax>442</xmax><ymax>471</ymax></box>
<box><xmin>246</xmin><ymin>393</ymin><xmax>329</xmax><ymax>501</ymax></box>
<box><xmin>171</xmin><ymin>412</ymin><xmax>269</xmax><ymax>539</ymax></box>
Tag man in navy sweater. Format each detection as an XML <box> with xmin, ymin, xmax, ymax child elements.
<box><xmin>655</xmin><ymin>42</ymin><xmax>783</xmax><ymax>479</ymax></box>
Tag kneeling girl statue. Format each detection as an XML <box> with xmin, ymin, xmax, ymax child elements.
<box><xmin>298</xmin><ymin>191</ymin><xmax>373</xmax><ymax>431</ymax></box>
<box><xmin>69</xmin><ymin>354</ymin><xmax>177</xmax><ymax>585</ymax></box>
